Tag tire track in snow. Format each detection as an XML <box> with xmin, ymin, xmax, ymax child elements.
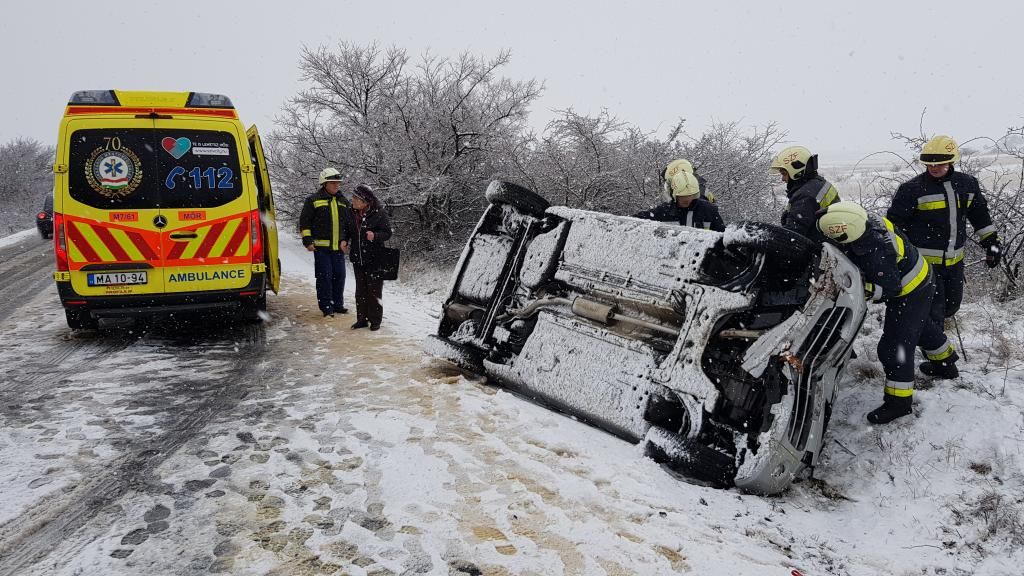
<box><xmin>0</xmin><ymin>319</ymin><xmax>269</xmax><ymax>575</ymax></box>
<box><xmin>0</xmin><ymin>235</ymin><xmax>52</xmax><ymax>326</ymax></box>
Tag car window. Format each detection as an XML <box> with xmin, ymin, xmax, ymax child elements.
<box><xmin>157</xmin><ymin>129</ymin><xmax>243</xmax><ymax>209</ymax></box>
<box><xmin>67</xmin><ymin>128</ymin><xmax>161</xmax><ymax>209</ymax></box>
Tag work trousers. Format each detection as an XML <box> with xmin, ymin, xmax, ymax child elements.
<box><xmin>878</xmin><ymin>276</ymin><xmax>948</xmax><ymax>384</ymax></box>
<box><xmin>354</xmin><ymin>266</ymin><xmax>384</xmax><ymax>326</ymax></box>
<box><xmin>930</xmin><ymin>261</ymin><xmax>965</xmax><ymax>321</ymax></box>
<box><xmin>313</xmin><ymin>249</ymin><xmax>346</xmax><ymax>314</ymax></box>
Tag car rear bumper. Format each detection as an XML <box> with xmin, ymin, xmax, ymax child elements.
<box><xmin>56</xmin><ymin>272</ymin><xmax>264</xmax><ymax>318</ymax></box>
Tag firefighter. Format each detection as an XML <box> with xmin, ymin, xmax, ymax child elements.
<box><xmin>634</xmin><ymin>169</ymin><xmax>725</xmax><ymax>231</ymax></box>
<box><xmin>887</xmin><ymin>135</ymin><xmax>999</xmax><ymax>378</ymax></box>
<box><xmin>299</xmin><ymin>168</ymin><xmax>355</xmax><ymax>317</ymax></box>
<box><xmin>817</xmin><ymin>202</ymin><xmax>951</xmax><ymax>424</ymax></box>
<box><xmin>659</xmin><ymin>158</ymin><xmax>714</xmax><ymax>203</ymax></box>
<box><xmin>771</xmin><ymin>146</ymin><xmax>841</xmax><ymax>241</ymax></box>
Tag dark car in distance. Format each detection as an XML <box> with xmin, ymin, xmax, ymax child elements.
<box><xmin>36</xmin><ymin>195</ymin><xmax>53</xmax><ymax>239</ymax></box>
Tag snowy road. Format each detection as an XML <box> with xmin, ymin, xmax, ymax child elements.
<box><xmin>0</xmin><ymin>237</ymin><xmax>1022</xmax><ymax>575</ymax></box>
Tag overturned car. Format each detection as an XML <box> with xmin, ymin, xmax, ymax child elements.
<box><xmin>425</xmin><ymin>181</ymin><xmax>866</xmax><ymax>494</ymax></box>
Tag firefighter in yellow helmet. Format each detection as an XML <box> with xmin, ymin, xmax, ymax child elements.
<box><xmin>299</xmin><ymin>168</ymin><xmax>355</xmax><ymax>317</ymax></box>
<box><xmin>771</xmin><ymin>146</ymin><xmax>841</xmax><ymax>241</ymax></box>
<box><xmin>635</xmin><ymin>169</ymin><xmax>725</xmax><ymax>231</ymax></box>
<box><xmin>886</xmin><ymin>135</ymin><xmax>999</xmax><ymax>379</ymax></box>
<box><xmin>659</xmin><ymin>158</ymin><xmax>714</xmax><ymax>203</ymax></box>
<box><xmin>817</xmin><ymin>202</ymin><xmax>947</xmax><ymax>424</ymax></box>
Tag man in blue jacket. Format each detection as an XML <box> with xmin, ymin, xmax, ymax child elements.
<box><xmin>887</xmin><ymin>135</ymin><xmax>1000</xmax><ymax>379</ymax></box>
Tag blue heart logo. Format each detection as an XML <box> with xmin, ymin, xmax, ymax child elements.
<box><xmin>161</xmin><ymin>137</ymin><xmax>192</xmax><ymax>159</ymax></box>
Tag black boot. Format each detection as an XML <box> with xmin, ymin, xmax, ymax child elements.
<box><xmin>919</xmin><ymin>360</ymin><xmax>959</xmax><ymax>379</ymax></box>
<box><xmin>351</xmin><ymin>321</ymin><xmax>369</xmax><ymax>330</ymax></box>
<box><xmin>867</xmin><ymin>394</ymin><xmax>913</xmax><ymax>424</ymax></box>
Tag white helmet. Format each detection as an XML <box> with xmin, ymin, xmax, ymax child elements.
<box><xmin>319</xmin><ymin>167</ymin><xmax>343</xmax><ymax>186</ymax></box>
<box><xmin>817</xmin><ymin>201</ymin><xmax>868</xmax><ymax>244</ymax></box>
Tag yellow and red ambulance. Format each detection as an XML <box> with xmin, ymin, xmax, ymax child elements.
<box><xmin>52</xmin><ymin>90</ymin><xmax>280</xmax><ymax>329</ymax></box>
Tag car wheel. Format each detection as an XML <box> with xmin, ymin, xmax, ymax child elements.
<box><xmin>424</xmin><ymin>334</ymin><xmax>484</xmax><ymax>372</ymax></box>
<box><xmin>484</xmin><ymin>180</ymin><xmax>550</xmax><ymax>217</ymax></box>
<box><xmin>724</xmin><ymin>221</ymin><xmax>817</xmax><ymax>269</ymax></box>
<box><xmin>643</xmin><ymin>425</ymin><xmax>736</xmax><ymax>488</ymax></box>
<box><xmin>65</xmin><ymin>309</ymin><xmax>98</xmax><ymax>330</ymax></box>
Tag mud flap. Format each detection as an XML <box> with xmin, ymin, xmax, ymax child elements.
<box><xmin>642</xmin><ymin>425</ymin><xmax>736</xmax><ymax>488</ymax></box>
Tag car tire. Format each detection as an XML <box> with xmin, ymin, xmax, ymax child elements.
<box><xmin>484</xmin><ymin>180</ymin><xmax>550</xmax><ymax>217</ymax></box>
<box><xmin>65</xmin><ymin>309</ymin><xmax>98</xmax><ymax>330</ymax></box>
<box><xmin>724</xmin><ymin>221</ymin><xmax>817</xmax><ymax>269</ymax></box>
<box><xmin>643</xmin><ymin>425</ymin><xmax>736</xmax><ymax>488</ymax></box>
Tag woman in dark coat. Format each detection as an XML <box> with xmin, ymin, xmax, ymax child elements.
<box><xmin>344</xmin><ymin>184</ymin><xmax>393</xmax><ymax>330</ymax></box>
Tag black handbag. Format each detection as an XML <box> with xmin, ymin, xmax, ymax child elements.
<box><xmin>378</xmin><ymin>246</ymin><xmax>400</xmax><ymax>281</ymax></box>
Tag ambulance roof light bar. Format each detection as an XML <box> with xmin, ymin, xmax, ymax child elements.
<box><xmin>68</xmin><ymin>90</ymin><xmax>119</xmax><ymax>106</ymax></box>
<box><xmin>186</xmin><ymin>92</ymin><xmax>234</xmax><ymax>109</ymax></box>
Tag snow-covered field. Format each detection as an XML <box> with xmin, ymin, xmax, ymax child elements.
<box><xmin>1</xmin><ymin>229</ymin><xmax>1023</xmax><ymax>575</ymax></box>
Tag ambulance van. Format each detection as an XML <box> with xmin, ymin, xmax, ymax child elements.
<box><xmin>52</xmin><ymin>90</ymin><xmax>280</xmax><ymax>329</ymax></box>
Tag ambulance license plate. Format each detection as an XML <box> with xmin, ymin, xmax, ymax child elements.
<box><xmin>87</xmin><ymin>271</ymin><xmax>148</xmax><ymax>286</ymax></box>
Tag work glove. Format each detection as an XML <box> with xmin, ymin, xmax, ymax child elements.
<box><xmin>864</xmin><ymin>282</ymin><xmax>880</xmax><ymax>302</ymax></box>
<box><xmin>983</xmin><ymin>238</ymin><xmax>1002</xmax><ymax>268</ymax></box>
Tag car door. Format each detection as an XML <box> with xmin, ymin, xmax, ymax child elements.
<box><xmin>247</xmin><ymin>125</ymin><xmax>280</xmax><ymax>294</ymax></box>
<box><xmin>61</xmin><ymin>117</ymin><xmax>165</xmax><ymax>296</ymax></box>
<box><xmin>153</xmin><ymin>118</ymin><xmax>253</xmax><ymax>293</ymax></box>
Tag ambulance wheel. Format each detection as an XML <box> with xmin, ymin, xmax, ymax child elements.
<box><xmin>484</xmin><ymin>180</ymin><xmax>549</xmax><ymax>217</ymax></box>
<box><xmin>65</xmin><ymin>309</ymin><xmax>98</xmax><ymax>330</ymax></box>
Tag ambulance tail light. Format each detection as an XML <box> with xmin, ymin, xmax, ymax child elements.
<box><xmin>54</xmin><ymin>213</ymin><xmax>69</xmax><ymax>271</ymax></box>
<box><xmin>250</xmin><ymin>210</ymin><xmax>264</xmax><ymax>264</ymax></box>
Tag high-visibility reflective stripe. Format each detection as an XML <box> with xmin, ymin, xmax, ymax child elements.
<box><xmin>918</xmin><ymin>200</ymin><xmax>947</xmax><ymax>210</ymax></box>
<box><xmin>313</xmin><ymin>200</ymin><xmax>329</xmax><ymax>208</ymax></box>
<box><xmin>313</xmin><ymin>240</ymin><xmax>330</xmax><ymax>247</ymax></box>
<box><xmin>685</xmin><ymin>212</ymin><xmax>694</xmax><ymax>227</ymax></box>
<box><xmin>880</xmin><ymin>217</ymin><xmax>905</xmax><ymax>261</ymax></box>
<box><xmin>898</xmin><ymin>256</ymin><xmax>928</xmax><ymax>297</ymax></box>
<box><xmin>977</xmin><ymin>225</ymin><xmax>996</xmax><ymax>239</ymax></box>
<box><xmin>925</xmin><ymin>340</ymin><xmax>955</xmax><ymax>361</ymax></box>
<box><xmin>917</xmin><ymin>193</ymin><xmax>945</xmax><ymax>206</ymax></box>
<box><xmin>816</xmin><ymin>181</ymin><xmax>838</xmax><ymax>207</ymax></box>
<box><xmin>702</xmin><ymin>222</ymin><xmax>711</xmax><ymax>230</ymax></box>
<box><xmin>330</xmin><ymin>197</ymin><xmax>340</xmax><ymax>251</ymax></box>
<box><xmin>884</xmin><ymin>380</ymin><xmax>914</xmax><ymax>397</ymax></box>
<box><xmin>301</xmin><ymin>228</ymin><xmax>312</xmax><ymax>237</ymax></box>
<box><xmin>919</xmin><ymin>246</ymin><xmax>964</xmax><ymax>265</ymax></box>
<box><xmin>943</xmin><ymin>181</ymin><xmax>958</xmax><ymax>260</ymax></box>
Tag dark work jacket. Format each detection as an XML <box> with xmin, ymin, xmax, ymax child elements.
<box><xmin>781</xmin><ymin>174</ymin><xmax>841</xmax><ymax>241</ymax></box>
<box><xmin>834</xmin><ymin>216</ymin><xmax>929</xmax><ymax>303</ymax></box>
<box><xmin>886</xmin><ymin>168</ymin><xmax>998</xmax><ymax>266</ymax></box>
<box><xmin>632</xmin><ymin>199</ymin><xmax>725</xmax><ymax>232</ymax></box>
<box><xmin>299</xmin><ymin>189</ymin><xmax>354</xmax><ymax>251</ymax></box>
<box><xmin>345</xmin><ymin>206</ymin><xmax>393</xmax><ymax>271</ymax></box>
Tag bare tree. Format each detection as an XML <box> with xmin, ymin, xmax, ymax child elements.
<box><xmin>268</xmin><ymin>42</ymin><xmax>542</xmax><ymax>259</ymax></box>
<box><xmin>0</xmin><ymin>138</ymin><xmax>54</xmax><ymax>234</ymax></box>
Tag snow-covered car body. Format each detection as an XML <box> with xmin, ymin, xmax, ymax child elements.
<box><xmin>426</xmin><ymin>182</ymin><xmax>866</xmax><ymax>494</ymax></box>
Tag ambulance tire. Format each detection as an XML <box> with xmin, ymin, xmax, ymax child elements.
<box><xmin>65</xmin><ymin>309</ymin><xmax>98</xmax><ymax>331</ymax></box>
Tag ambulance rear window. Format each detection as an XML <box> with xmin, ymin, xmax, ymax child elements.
<box><xmin>157</xmin><ymin>129</ymin><xmax>243</xmax><ymax>209</ymax></box>
<box><xmin>67</xmin><ymin>128</ymin><xmax>244</xmax><ymax>210</ymax></box>
<box><xmin>68</xmin><ymin>129</ymin><xmax>160</xmax><ymax>209</ymax></box>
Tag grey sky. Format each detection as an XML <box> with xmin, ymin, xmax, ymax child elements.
<box><xmin>3</xmin><ymin>0</ymin><xmax>1021</xmax><ymax>162</ymax></box>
